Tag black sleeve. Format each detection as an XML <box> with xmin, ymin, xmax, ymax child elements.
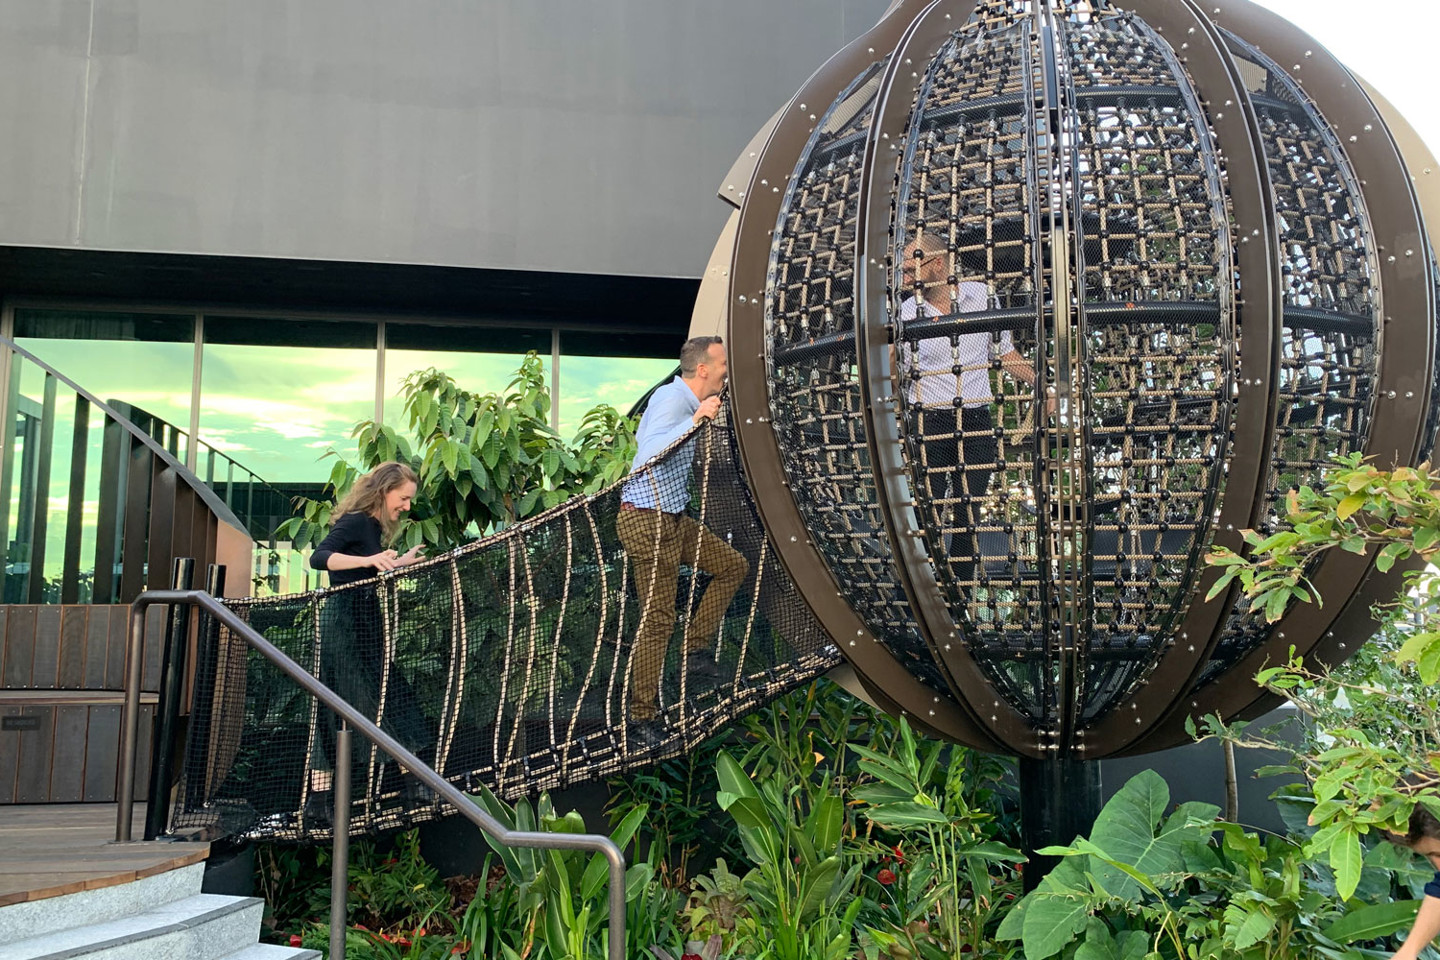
<box><xmin>310</xmin><ymin>512</ymin><xmax>372</xmax><ymax>571</ymax></box>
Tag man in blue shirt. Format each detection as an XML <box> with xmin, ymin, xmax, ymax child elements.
<box><xmin>1382</xmin><ymin>804</ymin><xmax>1440</xmax><ymax>960</ymax></box>
<box><xmin>617</xmin><ymin>336</ymin><xmax>748</xmax><ymax>748</ymax></box>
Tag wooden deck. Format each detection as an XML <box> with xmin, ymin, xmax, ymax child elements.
<box><xmin>0</xmin><ymin>804</ymin><xmax>209</xmax><ymax>907</ymax></box>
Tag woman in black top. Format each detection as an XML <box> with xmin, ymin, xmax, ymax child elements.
<box><xmin>306</xmin><ymin>461</ymin><xmax>429</xmax><ymax>821</ymax></box>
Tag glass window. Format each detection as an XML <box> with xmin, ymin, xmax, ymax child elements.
<box><xmin>10</xmin><ymin>309</ymin><xmax>197</xmax><ymax>602</ymax></box>
<box><xmin>556</xmin><ymin>354</ymin><xmax>678</xmax><ymax>437</ymax></box>
<box><xmin>199</xmin><ymin>316</ymin><xmax>377</xmax><ymax>485</ymax></box>
<box><xmin>382</xmin><ymin>323</ymin><xmax>550</xmax><ymax>431</ymax></box>
<box><xmin>13</xmin><ymin>308</ymin><xmax>196</xmax><ymax>457</ymax></box>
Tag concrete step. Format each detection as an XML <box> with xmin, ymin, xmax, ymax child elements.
<box><xmin>0</xmin><ymin>862</ymin><xmax>205</xmax><ymax>945</ymax></box>
<box><xmin>220</xmin><ymin>945</ymin><xmax>322</xmax><ymax>960</ymax></box>
<box><xmin>0</xmin><ymin>893</ymin><xmax>263</xmax><ymax>960</ymax></box>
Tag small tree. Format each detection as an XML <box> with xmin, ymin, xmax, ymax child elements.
<box><xmin>1200</xmin><ymin>452</ymin><xmax>1440</xmax><ymax>899</ymax></box>
<box><xmin>276</xmin><ymin>353</ymin><xmax>638</xmax><ymax>554</ymax></box>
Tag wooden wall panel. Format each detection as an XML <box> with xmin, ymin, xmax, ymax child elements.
<box><xmin>3</xmin><ymin>607</ymin><xmax>36</xmax><ymax>687</ymax></box>
<box><xmin>0</xmin><ymin>700</ymin><xmax>20</xmax><ymax>803</ymax></box>
<box><xmin>57</xmin><ymin>607</ymin><xmax>87</xmax><ymax>689</ymax></box>
<box><xmin>82</xmin><ymin>705</ymin><xmax>120</xmax><ymax>803</ymax></box>
<box><xmin>29</xmin><ymin>608</ymin><xmax>61</xmax><ymax>689</ymax></box>
<box><xmin>49</xmin><ymin>705</ymin><xmax>88</xmax><ymax>801</ymax></box>
<box><xmin>83</xmin><ymin>607</ymin><xmax>109</xmax><ymax>688</ymax></box>
<box><xmin>13</xmin><ymin>705</ymin><xmax>55</xmax><ymax>803</ymax></box>
<box><xmin>1</xmin><ymin>605</ymin><xmax>164</xmax><ymax>803</ymax></box>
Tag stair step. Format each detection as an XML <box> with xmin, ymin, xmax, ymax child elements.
<box><xmin>0</xmin><ymin>863</ymin><xmax>204</xmax><ymax>945</ymax></box>
<box><xmin>0</xmin><ymin>894</ymin><xmax>262</xmax><ymax>960</ymax></box>
<box><xmin>221</xmin><ymin>945</ymin><xmax>322</xmax><ymax>960</ymax></box>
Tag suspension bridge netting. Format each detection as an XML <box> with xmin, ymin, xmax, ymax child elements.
<box><xmin>173</xmin><ymin>402</ymin><xmax>842</xmax><ymax>841</ymax></box>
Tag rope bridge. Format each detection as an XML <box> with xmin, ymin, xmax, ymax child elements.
<box><xmin>174</xmin><ymin>402</ymin><xmax>841</xmax><ymax>841</ymax></box>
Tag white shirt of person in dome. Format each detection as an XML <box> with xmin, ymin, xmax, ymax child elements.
<box><xmin>897</xmin><ymin>238</ymin><xmax>1039</xmax><ymax>405</ymax></box>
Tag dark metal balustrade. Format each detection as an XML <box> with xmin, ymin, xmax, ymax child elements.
<box><xmin>0</xmin><ymin>337</ymin><xmax>255</xmax><ymax>604</ymax></box>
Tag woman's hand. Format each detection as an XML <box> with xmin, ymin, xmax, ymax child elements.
<box><xmin>368</xmin><ymin>549</ymin><xmax>401</xmax><ymax>571</ymax></box>
<box><xmin>398</xmin><ymin>544</ymin><xmax>426</xmax><ymax>566</ymax></box>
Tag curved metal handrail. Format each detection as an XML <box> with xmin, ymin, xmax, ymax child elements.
<box><xmin>0</xmin><ymin>334</ymin><xmax>250</xmax><ymax>535</ymax></box>
<box><xmin>115</xmin><ymin>589</ymin><xmax>627</xmax><ymax>960</ymax></box>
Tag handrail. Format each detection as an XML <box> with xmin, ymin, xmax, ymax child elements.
<box><xmin>115</xmin><ymin>589</ymin><xmax>627</xmax><ymax>960</ymax></box>
<box><xmin>0</xmin><ymin>334</ymin><xmax>250</xmax><ymax>534</ymax></box>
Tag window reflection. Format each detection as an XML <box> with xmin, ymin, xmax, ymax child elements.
<box><xmin>383</xmin><ymin>323</ymin><xmax>550</xmax><ymax>431</ymax></box>
<box><xmin>11</xmin><ymin>310</ymin><xmax>195</xmax><ymax>602</ymax></box>
<box><xmin>200</xmin><ymin>317</ymin><xmax>377</xmax><ymax>484</ymax></box>
<box><xmin>557</xmin><ymin>331</ymin><xmax>678</xmax><ymax>437</ymax></box>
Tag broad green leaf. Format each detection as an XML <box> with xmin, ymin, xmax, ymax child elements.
<box><xmin>1021</xmin><ymin>888</ymin><xmax>1095</xmax><ymax>959</ymax></box>
<box><xmin>1321</xmin><ymin>900</ymin><xmax>1422</xmax><ymax>943</ymax></box>
<box><xmin>862</xmin><ymin>801</ymin><xmax>951</xmax><ymax>828</ymax></box>
<box><xmin>1087</xmin><ymin>770</ymin><xmax>1216</xmax><ymax>899</ymax></box>
<box><xmin>1073</xmin><ymin>917</ymin><xmax>1119</xmax><ymax>960</ymax></box>
<box><xmin>1227</xmin><ymin>906</ymin><xmax>1276</xmax><ymax>950</ymax></box>
<box><xmin>1336</xmin><ymin>493</ymin><xmax>1366</xmax><ymax>520</ymax></box>
<box><xmin>1330</xmin><ymin>823</ymin><xmax>1363</xmax><ymax>900</ymax></box>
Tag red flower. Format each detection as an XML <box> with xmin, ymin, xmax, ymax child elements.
<box><xmin>682</xmin><ymin>955</ymin><xmax>703</xmax><ymax>960</ymax></box>
<box><xmin>878</xmin><ymin>868</ymin><xmax>897</xmax><ymax>886</ymax></box>
<box><xmin>452</xmin><ymin>943</ymin><xmax>469</xmax><ymax>956</ymax></box>
<box><xmin>893</xmin><ymin>844</ymin><xmax>905</xmax><ymax>864</ymax></box>
<box><xmin>416</xmin><ymin>927</ymin><xmax>427</xmax><ymax>938</ymax></box>
<box><xmin>289</xmin><ymin>935</ymin><xmax>303</xmax><ymax>948</ymax></box>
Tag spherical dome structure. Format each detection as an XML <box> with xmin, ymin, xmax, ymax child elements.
<box><xmin>721</xmin><ymin>0</ymin><xmax>1440</xmax><ymax>758</ymax></box>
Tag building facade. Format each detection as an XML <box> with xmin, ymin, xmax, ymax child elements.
<box><xmin>0</xmin><ymin>0</ymin><xmax>889</xmax><ymax>597</ymax></box>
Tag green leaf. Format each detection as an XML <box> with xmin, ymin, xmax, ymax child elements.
<box><xmin>1228</xmin><ymin>906</ymin><xmax>1276</xmax><ymax>950</ymax></box>
<box><xmin>1321</xmin><ymin>900</ymin><xmax>1422</xmax><ymax>943</ymax></box>
<box><xmin>1020</xmin><ymin>887</ymin><xmax>1095</xmax><ymax>959</ymax></box>
<box><xmin>1336</xmin><ymin>493</ymin><xmax>1366</xmax><ymax>520</ymax></box>
<box><xmin>862</xmin><ymin>802</ymin><xmax>951</xmax><ymax>828</ymax></box>
<box><xmin>1330</xmin><ymin>823</ymin><xmax>1363</xmax><ymax>900</ymax></box>
<box><xmin>1087</xmin><ymin>771</ymin><xmax>1216</xmax><ymax>899</ymax></box>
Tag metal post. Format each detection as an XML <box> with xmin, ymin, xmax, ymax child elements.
<box><xmin>1018</xmin><ymin>755</ymin><xmax>1101</xmax><ymax>891</ymax></box>
<box><xmin>116</xmin><ymin>604</ymin><xmax>149</xmax><ymax>841</ymax></box>
<box><xmin>330</xmin><ymin>724</ymin><xmax>352</xmax><ymax>960</ymax></box>
<box><xmin>184</xmin><ymin>563</ymin><xmax>226</xmax><ymax>811</ymax></box>
<box><xmin>144</xmin><ymin>557</ymin><xmax>196</xmax><ymax>839</ymax></box>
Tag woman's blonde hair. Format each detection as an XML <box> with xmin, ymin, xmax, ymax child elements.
<box><xmin>332</xmin><ymin>461</ymin><xmax>419</xmax><ymax>541</ymax></box>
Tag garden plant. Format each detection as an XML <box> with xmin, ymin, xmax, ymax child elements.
<box><xmin>257</xmin><ymin>364</ymin><xmax>1440</xmax><ymax>959</ymax></box>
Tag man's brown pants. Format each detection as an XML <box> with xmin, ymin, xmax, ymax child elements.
<box><xmin>616</xmin><ymin>507</ymin><xmax>749</xmax><ymax>721</ymax></box>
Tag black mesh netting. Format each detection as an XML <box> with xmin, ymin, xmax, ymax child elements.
<box><xmin>174</xmin><ymin>401</ymin><xmax>840</xmax><ymax>841</ymax></box>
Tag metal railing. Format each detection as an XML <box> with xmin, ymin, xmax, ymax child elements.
<box><xmin>114</xmin><ymin>587</ymin><xmax>627</xmax><ymax>960</ymax></box>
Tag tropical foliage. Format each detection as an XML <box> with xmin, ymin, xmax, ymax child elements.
<box><xmin>276</xmin><ymin>354</ymin><xmax>638</xmax><ymax>554</ymax></box>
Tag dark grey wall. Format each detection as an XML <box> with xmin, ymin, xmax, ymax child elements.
<box><xmin>0</xmin><ymin>0</ymin><xmax>887</xmax><ymax>280</ymax></box>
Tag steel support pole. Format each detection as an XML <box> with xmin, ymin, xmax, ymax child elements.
<box><xmin>184</xmin><ymin>563</ymin><xmax>226</xmax><ymax>812</ymax></box>
<box><xmin>144</xmin><ymin>557</ymin><xmax>196</xmax><ymax>839</ymax></box>
<box><xmin>1018</xmin><ymin>756</ymin><xmax>1101</xmax><ymax>890</ymax></box>
<box><xmin>330</xmin><ymin>725</ymin><xmax>352</xmax><ymax>960</ymax></box>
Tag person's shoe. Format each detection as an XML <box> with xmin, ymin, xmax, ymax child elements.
<box><xmin>301</xmin><ymin>790</ymin><xmax>333</xmax><ymax>830</ymax></box>
<box><xmin>626</xmin><ymin>718</ymin><xmax>666</xmax><ymax>752</ymax></box>
<box><xmin>684</xmin><ymin>651</ymin><xmax>720</xmax><ymax>684</ymax></box>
